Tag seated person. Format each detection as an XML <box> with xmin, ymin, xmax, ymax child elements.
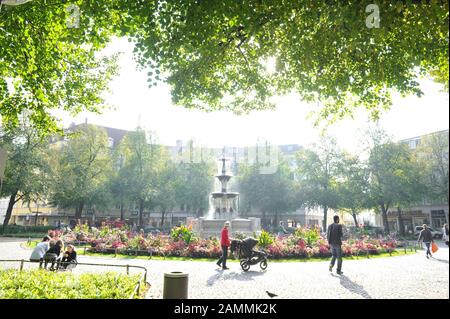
<box><xmin>277</xmin><ymin>221</ymin><xmax>288</xmax><ymax>236</ymax></box>
<box><xmin>59</xmin><ymin>245</ymin><xmax>77</xmax><ymax>270</ymax></box>
<box><xmin>30</xmin><ymin>236</ymin><xmax>51</xmax><ymax>268</ymax></box>
<box><xmin>43</xmin><ymin>239</ymin><xmax>64</xmax><ymax>270</ymax></box>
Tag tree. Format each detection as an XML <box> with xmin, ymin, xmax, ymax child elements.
<box><xmin>391</xmin><ymin>153</ymin><xmax>426</xmax><ymax>236</ymax></box>
<box><xmin>0</xmin><ymin>2</ymin><xmax>119</xmax><ymax>133</ymax></box>
<box><xmin>366</xmin><ymin>129</ymin><xmax>420</xmax><ymax>234</ymax></box>
<box><xmin>174</xmin><ymin>161</ymin><xmax>215</xmax><ymax>218</ymax></box>
<box><xmin>2</xmin><ymin>2</ymin><xmax>448</xmax><ymax>129</ymax></box>
<box><xmin>416</xmin><ymin>131</ymin><xmax>449</xmax><ymax>220</ymax></box>
<box><xmin>0</xmin><ymin>120</ymin><xmax>50</xmax><ymax>226</ymax></box>
<box><xmin>295</xmin><ymin>136</ymin><xmax>342</xmax><ymax>231</ymax></box>
<box><xmin>109</xmin><ymin>151</ymin><xmax>128</xmax><ymax>221</ymax></box>
<box><xmin>117</xmin><ymin>129</ymin><xmax>167</xmax><ymax>227</ymax></box>
<box><xmin>239</xmin><ymin>157</ymin><xmax>297</xmax><ymax>229</ymax></box>
<box><xmin>336</xmin><ymin>153</ymin><xmax>372</xmax><ymax>226</ymax></box>
<box><xmin>130</xmin><ymin>1</ymin><xmax>448</xmax><ymax>121</ymax></box>
<box><xmin>49</xmin><ymin>124</ymin><xmax>113</xmax><ymax>221</ymax></box>
<box><xmin>153</xmin><ymin>161</ymin><xmax>179</xmax><ymax>229</ymax></box>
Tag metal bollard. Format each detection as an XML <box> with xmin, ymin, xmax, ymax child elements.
<box><xmin>20</xmin><ymin>259</ymin><xmax>24</xmax><ymax>271</ymax></box>
<box><xmin>126</xmin><ymin>264</ymin><xmax>129</xmax><ymax>275</ymax></box>
<box><xmin>163</xmin><ymin>272</ymin><xmax>188</xmax><ymax>299</ymax></box>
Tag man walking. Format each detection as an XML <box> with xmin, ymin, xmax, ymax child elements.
<box><xmin>217</xmin><ymin>221</ymin><xmax>231</xmax><ymax>270</ymax></box>
<box><xmin>327</xmin><ymin>215</ymin><xmax>344</xmax><ymax>275</ymax></box>
<box><xmin>418</xmin><ymin>224</ymin><xmax>434</xmax><ymax>258</ymax></box>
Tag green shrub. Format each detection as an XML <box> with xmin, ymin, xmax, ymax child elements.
<box><xmin>171</xmin><ymin>225</ymin><xmax>196</xmax><ymax>244</ymax></box>
<box><xmin>258</xmin><ymin>230</ymin><xmax>275</xmax><ymax>248</ymax></box>
<box><xmin>0</xmin><ymin>225</ymin><xmax>54</xmax><ymax>235</ymax></box>
<box><xmin>0</xmin><ymin>269</ymin><xmax>142</xmax><ymax>299</ymax></box>
<box><xmin>294</xmin><ymin>227</ymin><xmax>320</xmax><ymax>246</ymax></box>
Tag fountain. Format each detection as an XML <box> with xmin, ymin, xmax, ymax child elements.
<box><xmin>187</xmin><ymin>153</ymin><xmax>261</xmax><ymax>238</ymax></box>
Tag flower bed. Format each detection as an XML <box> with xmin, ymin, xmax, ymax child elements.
<box><xmin>59</xmin><ymin>225</ymin><xmax>398</xmax><ymax>260</ymax></box>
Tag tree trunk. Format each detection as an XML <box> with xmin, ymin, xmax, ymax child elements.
<box><xmin>381</xmin><ymin>204</ymin><xmax>390</xmax><ymax>234</ymax></box>
<box><xmin>138</xmin><ymin>199</ymin><xmax>144</xmax><ymax>227</ymax></box>
<box><xmin>75</xmin><ymin>202</ymin><xmax>84</xmax><ymax>220</ymax></box>
<box><xmin>274</xmin><ymin>211</ymin><xmax>279</xmax><ymax>228</ymax></box>
<box><xmin>322</xmin><ymin>205</ymin><xmax>328</xmax><ymax>232</ymax></box>
<box><xmin>262</xmin><ymin>211</ymin><xmax>266</xmax><ymax>229</ymax></box>
<box><xmin>397</xmin><ymin>206</ymin><xmax>405</xmax><ymax>237</ymax></box>
<box><xmin>352</xmin><ymin>210</ymin><xmax>358</xmax><ymax>226</ymax></box>
<box><xmin>120</xmin><ymin>200</ymin><xmax>124</xmax><ymax>221</ymax></box>
<box><xmin>161</xmin><ymin>209</ymin><xmax>166</xmax><ymax>229</ymax></box>
<box><xmin>3</xmin><ymin>190</ymin><xmax>18</xmax><ymax>227</ymax></box>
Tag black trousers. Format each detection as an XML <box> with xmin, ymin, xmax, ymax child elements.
<box><xmin>330</xmin><ymin>244</ymin><xmax>343</xmax><ymax>272</ymax></box>
<box><xmin>217</xmin><ymin>245</ymin><xmax>228</xmax><ymax>267</ymax></box>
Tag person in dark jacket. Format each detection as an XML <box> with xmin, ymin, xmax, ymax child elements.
<box><xmin>327</xmin><ymin>215</ymin><xmax>344</xmax><ymax>275</ymax></box>
<box><xmin>216</xmin><ymin>221</ymin><xmax>231</xmax><ymax>270</ymax></box>
<box><xmin>418</xmin><ymin>224</ymin><xmax>434</xmax><ymax>258</ymax></box>
<box><xmin>44</xmin><ymin>239</ymin><xmax>64</xmax><ymax>270</ymax></box>
<box><xmin>59</xmin><ymin>244</ymin><xmax>77</xmax><ymax>270</ymax></box>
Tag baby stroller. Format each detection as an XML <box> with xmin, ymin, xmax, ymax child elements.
<box><xmin>231</xmin><ymin>237</ymin><xmax>268</xmax><ymax>271</ymax></box>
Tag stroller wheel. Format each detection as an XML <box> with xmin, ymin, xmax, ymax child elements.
<box><xmin>240</xmin><ymin>260</ymin><xmax>250</xmax><ymax>272</ymax></box>
<box><xmin>260</xmin><ymin>259</ymin><xmax>268</xmax><ymax>270</ymax></box>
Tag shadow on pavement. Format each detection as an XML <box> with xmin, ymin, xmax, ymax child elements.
<box><xmin>207</xmin><ymin>269</ymin><xmax>266</xmax><ymax>286</ymax></box>
<box><xmin>332</xmin><ymin>273</ymin><xmax>372</xmax><ymax>299</ymax></box>
<box><xmin>430</xmin><ymin>257</ymin><xmax>449</xmax><ymax>264</ymax></box>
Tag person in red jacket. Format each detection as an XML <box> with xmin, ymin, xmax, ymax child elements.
<box><xmin>217</xmin><ymin>221</ymin><xmax>231</xmax><ymax>270</ymax></box>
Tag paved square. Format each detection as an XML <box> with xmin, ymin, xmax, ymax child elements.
<box><xmin>1</xmin><ymin>238</ymin><xmax>448</xmax><ymax>299</ymax></box>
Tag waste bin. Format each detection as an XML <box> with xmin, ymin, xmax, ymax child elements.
<box><xmin>163</xmin><ymin>271</ymin><xmax>188</xmax><ymax>299</ymax></box>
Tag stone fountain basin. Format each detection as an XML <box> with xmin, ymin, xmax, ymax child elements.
<box><xmin>211</xmin><ymin>192</ymin><xmax>239</xmax><ymax>198</ymax></box>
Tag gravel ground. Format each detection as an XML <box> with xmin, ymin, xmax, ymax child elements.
<box><xmin>0</xmin><ymin>237</ymin><xmax>448</xmax><ymax>299</ymax></box>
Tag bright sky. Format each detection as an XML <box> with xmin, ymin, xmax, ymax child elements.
<box><xmin>52</xmin><ymin>37</ymin><xmax>449</xmax><ymax>153</ymax></box>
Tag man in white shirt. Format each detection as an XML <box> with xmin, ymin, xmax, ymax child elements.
<box><xmin>30</xmin><ymin>236</ymin><xmax>51</xmax><ymax>268</ymax></box>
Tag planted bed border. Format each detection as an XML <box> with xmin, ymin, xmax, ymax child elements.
<box><xmin>0</xmin><ymin>259</ymin><xmax>148</xmax><ymax>299</ymax></box>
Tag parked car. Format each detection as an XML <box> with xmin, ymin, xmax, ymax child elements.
<box><xmin>414</xmin><ymin>226</ymin><xmax>443</xmax><ymax>239</ymax></box>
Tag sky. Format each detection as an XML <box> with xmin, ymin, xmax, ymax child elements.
<box><xmin>52</xmin><ymin>37</ymin><xmax>449</xmax><ymax>153</ymax></box>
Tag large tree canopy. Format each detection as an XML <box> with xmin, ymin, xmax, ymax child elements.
<box><xmin>1</xmin><ymin>1</ymin><xmax>448</xmax><ymax>131</ymax></box>
<box><xmin>131</xmin><ymin>0</ymin><xmax>449</xmax><ymax>120</ymax></box>
<box><xmin>0</xmin><ymin>1</ymin><xmax>120</xmax><ymax>133</ymax></box>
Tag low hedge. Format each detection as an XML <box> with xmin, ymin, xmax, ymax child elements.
<box><xmin>0</xmin><ymin>225</ymin><xmax>55</xmax><ymax>235</ymax></box>
<box><xmin>0</xmin><ymin>269</ymin><xmax>142</xmax><ymax>299</ymax></box>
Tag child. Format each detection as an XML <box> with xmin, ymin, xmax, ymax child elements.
<box><xmin>60</xmin><ymin>245</ymin><xmax>77</xmax><ymax>271</ymax></box>
<box><xmin>44</xmin><ymin>239</ymin><xmax>64</xmax><ymax>270</ymax></box>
